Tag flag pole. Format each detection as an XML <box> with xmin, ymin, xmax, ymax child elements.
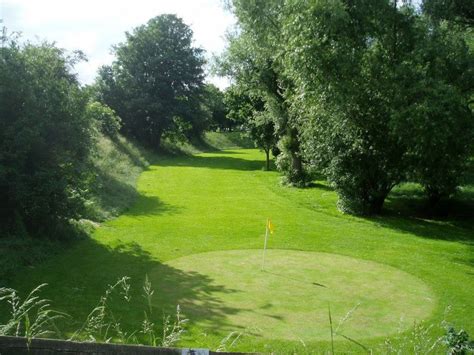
<box><xmin>262</xmin><ymin>219</ymin><xmax>269</xmax><ymax>271</ymax></box>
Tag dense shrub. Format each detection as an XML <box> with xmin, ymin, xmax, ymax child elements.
<box><xmin>0</xmin><ymin>34</ymin><xmax>95</xmax><ymax>236</ymax></box>
<box><xmin>86</xmin><ymin>101</ymin><xmax>122</xmax><ymax>137</ymax></box>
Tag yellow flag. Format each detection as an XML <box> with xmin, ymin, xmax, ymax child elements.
<box><xmin>267</xmin><ymin>219</ymin><xmax>274</xmax><ymax>234</ymax></box>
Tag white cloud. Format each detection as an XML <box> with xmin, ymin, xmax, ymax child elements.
<box><xmin>1</xmin><ymin>0</ymin><xmax>234</xmax><ymax>89</ymax></box>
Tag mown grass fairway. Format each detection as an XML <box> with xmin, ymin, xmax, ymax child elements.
<box><xmin>6</xmin><ymin>147</ymin><xmax>473</xmax><ymax>353</ymax></box>
<box><xmin>158</xmin><ymin>249</ymin><xmax>434</xmax><ymax>341</ymax></box>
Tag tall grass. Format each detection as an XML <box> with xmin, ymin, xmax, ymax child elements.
<box><xmin>85</xmin><ymin>134</ymin><xmax>150</xmax><ymax>221</ymax></box>
<box><xmin>324</xmin><ymin>304</ymin><xmax>473</xmax><ymax>354</ymax></box>
<box><xmin>0</xmin><ymin>284</ymin><xmax>64</xmax><ymax>345</ymax></box>
<box><xmin>1</xmin><ymin>276</ymin><xmax>187</xmax><ymax>349</ymax></box>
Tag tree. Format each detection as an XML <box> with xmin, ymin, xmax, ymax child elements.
<box><xmin>85</xmin><ymin>101</ymin><xmax>122</xmax><ymax>138</ymax></box>
<box><xmin>249</xmin><ymin>111</ymin><xmax>278</xmax><ymax>171</ymax></box>
<box><xmin>219</xmin><ymin>1</ymin><xmax>310</xmax><ymax>186</ymax></box>
<box><xmin>224</xmin><ymin>85</ymin><xmax>276</xmax><ymax>170</ymax></box>
<box><xmin>402</xmin><ymin>19</ymin><xmax>474</xmax><ymax>205</ymax></box>
<box><xmin>0</xmin><ymin>33</ymin><xmax>94</xmax><ymax>235</ymax></box>
<box><xmin>202</xmin><ymin>84</ymin><xmax>232</xmax><ymax>131</ymax></box>
<box><xmin>97</xmin><ymin>15</ymin><xmax>206</xmax><ymax>148</ymax></box>
<box><xmin>422</xmin><ymin>0</ymin><xmax>474</xmax><ymax>27</ymax></box>
<box><xmin>224</xmin><ymin>84</ymin><xmax>259</xmax><ymax>129</ymax></box>
<box><xmin>281</xmin><ymin>1</ymin><xmax>473</xmax><ymax>213</ymax></box>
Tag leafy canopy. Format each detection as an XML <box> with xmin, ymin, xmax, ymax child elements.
<box><xmin>97</xmin><ymin>14</ymin><xmax>206</xmax><ymax>148</ymax></box>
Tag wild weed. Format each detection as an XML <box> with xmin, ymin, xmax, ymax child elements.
<box><xmin>1</xmin><ymin>276</ymin><xmax>187</xmax><ymax>348</ymax></box>
<box><xmin>0</xmin><ymin>284</ymin><xmax>65</xmax><ymax>345</ymax></box>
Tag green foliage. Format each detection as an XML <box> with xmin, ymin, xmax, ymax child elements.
<box><xmin>422</xmin><ymin>0</ymin><xmax>474</xmax><ymax>27</ymax></box>
<box><xmin>223</xmin><ymin>85</ymin><xmax>257</xmax><ymax>128</ymax></box>
<box><xmin>275</xmin><ymin>133</ymin><xmax>309</xmax><ymax>186</ymax></box>
<box><xmin>445</xmin><ymin>326</ymin><xmax>474</xmax><ymax>354</ymax></box>
<box><xmin>402</xmin><ymin>20</ymin><xmax>474</xmax><ymax>205</ymax></box>
<box><xmin>96</xmin><ymin>15</ymin><xmax>206</xmax><ymax>149</ymax></box>
<box><xmin>0</xmin><ymin>32</ymin><xmax>95</xmax><ymax>233</ymax></box>
<box><xmin>223</xmin><ymin>1</ymin><xmax>473</xmax><ymax>214</ymax></box>
<box><xmin>223</xmin><ymin>85</ymin><xmax>277</xmax><ymax>169</ymax></box>
<box><xmin>202</xmin><ymin>84</ymin><xmax>232</xmax><ymax>131</ymax></box>
<box><xmin>247</xmin><ymin>110</ymin><xmax>277</xmax><ymax>171</ymax></box>
<box><xmin>218</xmin><ymin>3</ymin><xmax>308</xmax><ymax>185</ymax></box>
<box><xmin>279</xmin><ymin>1</ymin><xmax>473</xmax><ymax>214</ymax></box>
<box><xmin>86</xmin><ymin>102</ymin><xmax>122</xmax><ymax>137</ymax></box>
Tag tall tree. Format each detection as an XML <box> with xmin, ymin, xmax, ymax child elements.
<box><xmin>219</xmin><ymin>1</ymin><xmax>310</xmax><ymax>185</ymax></box>
<box><xmin>224</xmin><ymin>85</ymin><xmax>276</xmax><ymax>170</ymax></box>
<box><xmin>97</xmin><ymin>15</ymin><xmax>206</xmax><ymax>148</ymax></box>
<box><xmin>422</xmin><ymin>0</ymin><xmax>474</xmax><ymax>27</ymax></box>
<box><xmin>281</xmin><ymin>1</ymin><xmax>473</xmax><ymax>213</ymax></box>
<box><xmin>202</xmin><ymin>84</ymin><xmax>232</xmax><ymax>131</ymax></box>
<box><xmin>403</xmin><ymin>19</ymin><xmax>473</xmax><ymax>205</ymax></box>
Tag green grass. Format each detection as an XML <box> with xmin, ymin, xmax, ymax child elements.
<box><xmin>159</xmin><ymin>249</ymin><xmax>434</xmax><ymax>342</ymax></box>
<box><xmin>0</xmin><ymin>133</ymin><xmax>150</xmax><ymax>282</ymax></box>
<box><xmin>161</xmin><ymin>131</ymin><xmax>254</xmax><ymax>155</ymax></box>
<box><xmin>3</xmin><ymin>145</ymin><xmax>473</xmax><ymax>353</ymax></box>
<box><xmin>85</xmin><ymin>134</ymin><xmax>151</xmax><ymax>221</ymax></box>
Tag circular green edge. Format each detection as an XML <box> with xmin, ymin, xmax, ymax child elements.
<box><xmin>149</xmin><ymin>249</ymin><xmax>436</xmax><ymax>342</ymax></box>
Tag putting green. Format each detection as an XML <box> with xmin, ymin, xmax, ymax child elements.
<box><xmin>151</xmin><ymin>249</ymin><xmax>435</xmax><ymax>342</ymax></box>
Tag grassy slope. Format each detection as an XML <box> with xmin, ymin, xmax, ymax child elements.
<box><xmin>3</xmin><ymin>135</ymin><xmax>473</xmax><ymax>353</ymax></box>
<box><xmin>85</xmin><ymin>134</ymin><xmax>151</xmax><ymax>221</ymax></box>
<box><xmin>0</xmin><ymin>134</ymin><xmax>150</xmax><ymax>282</ymax></box>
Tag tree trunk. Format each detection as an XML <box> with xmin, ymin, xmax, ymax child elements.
<box><xmin>153</xmin><ymin>131</ymin><xmax>162</xmax><ymax>150</ymax></box>
<box><xmin>265</xmin><ymin>149</ymin><xmax>270</xmax><ymax>171</ymax></box>
<box><xmin>369</xmin><ymin>195</ymin><xmax>386</xmax><ymax>215</ymax></box>
<box><xmin>427</xmin><ymin>189</ymin><xmax>442</xmax><ymax>208</ymax></box>
<box><xmin>289</xmin><ymin>128</ymin><xmax>304</xmax><ymax>182</ymax></box>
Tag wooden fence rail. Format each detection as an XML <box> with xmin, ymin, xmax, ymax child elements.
<box><xmin>0</xmin><ymin>336</ymin><xmax>252</xmax><ymax>355</ymax></box>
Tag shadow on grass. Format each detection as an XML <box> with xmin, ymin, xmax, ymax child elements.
<box><xmin>374</xmin><ymin>182</ymin><xmax>474</xmax><ymax>244</ymax></box>
<box><xmin>157</xmin><ymin>155</ymin><xmax>267</xmax><ymax>172</ymax></box>
<box><xmin>367</xmin><ymin>213</ymin><xmax>473</xmax><ymax>245</ymax></box>
<box><xmin>360</xmin><ymin>190</ymin><xmax>474</xmax><ymax>244</ymax></box>
<box><xmin>89</xmin><ymin>168</ymin><xmax>139</xmax><ymax>219</ymax></box>
<box><xmin>263</xmin><ymin>270</ymin><xmax>327</xmax><ymax>288</ymax></box>
<box><xmin>305</xmin><ymin>181</ymin><xmax>333</xmax><ymax>192</ymax></box>
<box><xmin>112</xmin><ymin>136</ymin><xmax>150</xmax><ymax>169</ymax></box>
<box><xmin>3</xmin><ymin>238</ymin><xmax>246</xmax><ymax>338</ymax></box>
<box><xmin>122</xmin><ymin>194</ymin><xmax>183</xmax><ymax>217</ymax></box>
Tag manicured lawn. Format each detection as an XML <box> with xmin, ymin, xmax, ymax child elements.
<box><xmin>6</xmin><ymin>148</ymin><xmax>473</xmax><ymax>353</ymax></box>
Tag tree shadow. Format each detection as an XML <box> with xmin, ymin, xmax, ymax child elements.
<box><xmin>385</xmin><ymin>187</ymin><xmax>474</xmax><ymax>220</ymax></box>
<box><xmin>157</xmin><ymin>155</ymin><xmax>266</xmax><ymax>172</ymax></box>
<box><xmin>87</xmin><ymin>167</ymin><xmax>181</xmax><ymax>219</ymax></box>
<box><xmin>88</xmin><ymin>167</ymin><xmax>140</xmax><ymax>219</ymax></box>
<box><xmin>362</xmin><ymin>210</ymin><xmax>473</xmax><ymax>245</ymax></box>
<box><xmin>373</xmin><ymin>183</ymin><xmax>474</xmax><ymax>244</ymax></box>
<box><xmin>121</xmin><ymin>194</ymin><xmax>183</xmax><ymax>217</ymax></box>
<box><xmin>112</xmin><ymin>136</ymin><xmax>150</xmax><ymax>169</ymax></box>
<box><xmin>2</xmin><ymin>238</ymin><xmax>245</xmax><ymax>338</ymax></box>
<box><xmin>305</xmin><ymin>181</ymin><xmax>333</xmax><ymax>192</ymax></box>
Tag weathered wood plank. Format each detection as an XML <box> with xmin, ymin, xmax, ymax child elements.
<box><xmin>0</xmin><ymin>336</ymin><xmax>252</xmax><ymax>355</ymax></box>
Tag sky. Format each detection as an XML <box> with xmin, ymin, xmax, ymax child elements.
<box><xmin>1</xmin><ymin>0</ymin><xmax>235</xmax><ymax>89</ymax></box>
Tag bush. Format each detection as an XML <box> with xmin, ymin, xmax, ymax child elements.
<box><xmin>0</xmin><ymin>33</ymin><xmax>95</xmax><ymax>236</ymax></box>
<box><xmin>445</xmin><ymin>326</ymin><xmax>474</xmax><ymax>354</ymax></box>
<box><xmin>86</xmin><ymin>101</ymin><xmax>122</xmax><ymax>137</ymax></box>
